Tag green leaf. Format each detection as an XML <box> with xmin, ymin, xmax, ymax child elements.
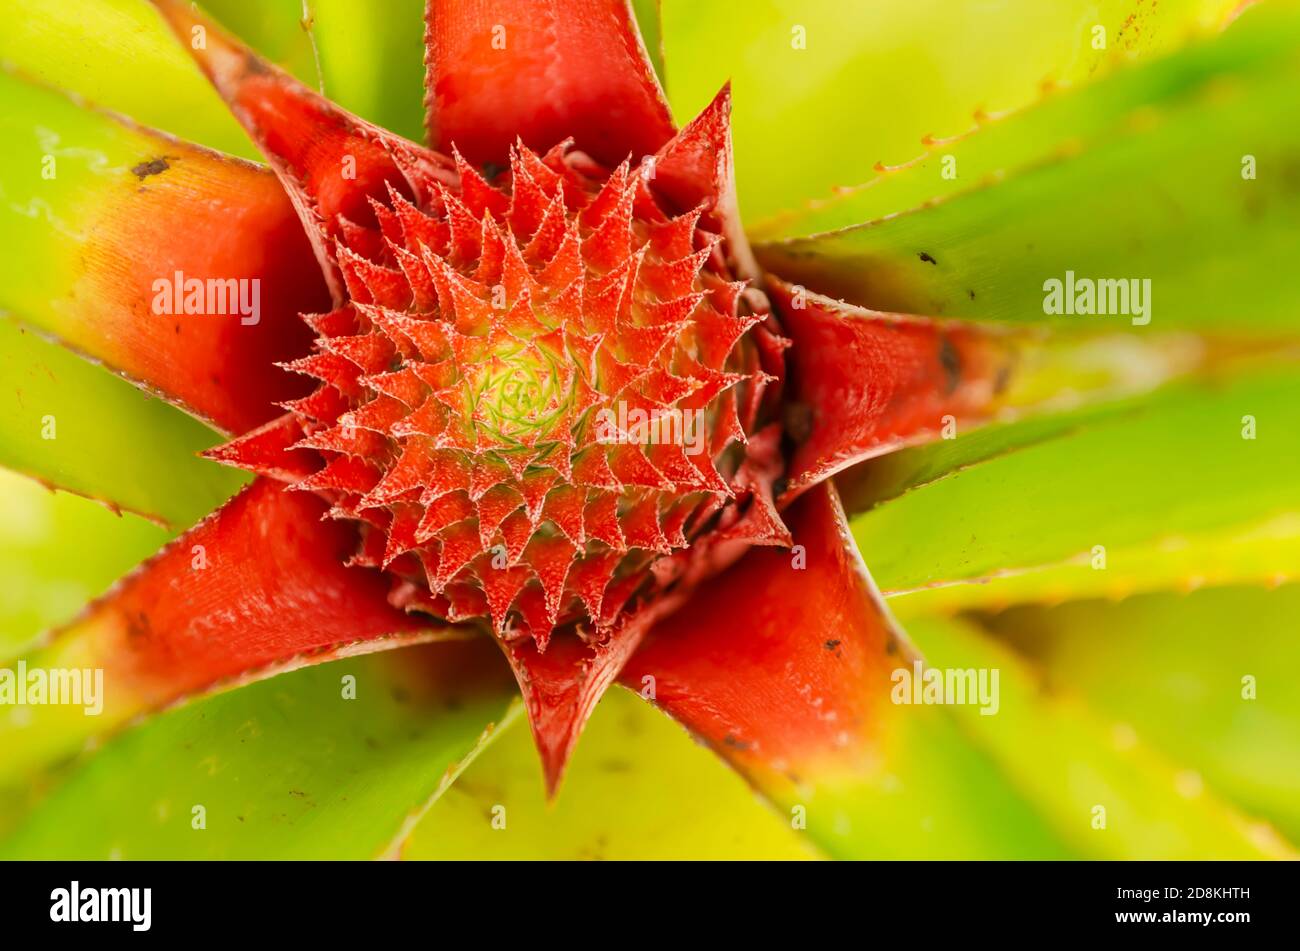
<box><xmin>851</xmin><ymin>370</ymin><xmax>1300</xmax><ymax>608</ymax></box>
<box><xmin>901</xmin><ymin>614</ymin><xmax>1292</xmax><ymax>858</ymax></box>
<box><xmin>309</xmin><ymin>0</ymin><xmax>429</xmax><ymax>143</ymax></box>
<box><xmin>0</xmin><ymin>0</ymin><xmax>257</xmax><ymax>158</ymax></box>
<box><xmin>0</xmin><ymin>469</ymin><xmax>169</xmax><ymax>662</ymax></box>
<box><xmin>755</xmin><ymin>1</ymin><xmax>1300</xmax><ymax>240</ymax></box>
<box><xmin>837</xmin><ymin>323</ymin><xmax>1264</xmax><ymax>519</ymax></box>
<box><xmin>983</xmin><ymin>586</ymin><xmax>1300</xmax><ymax>846</ymax></box>
<box><xmin>661</xmin><ymin>0</ymin><xmax>1242</xmax><ymax>223</ymax></box>
<box><xmin>755</xmin><ymin>3</ymin><xmax>1300</xmax><ymax>331</ymax></box>
<box><xmin>838</xmin><ymin>397</ymin><xmax>1142</xmax><ymax>517</ymax></box>
<box><xmin>0</xmin><ymin>0</ymin><xmax>430</xmax><ymax>158</ymax></box>
<box><xmin>832</xmin><ymin>329</ymin><xmax>1218</xmax><ymax>520</ymax></box>
<box><xmin>631</xmin><ymin>0</ymin><xmax>666</xmax><ymax>89</ymax></box>
<box><xmin>893</xmin><ymin>512</ymin><xmax>1300</xmax><ymax>617</ymax></box>
<box><xmin>200</xmin><ymin>0</ymin><xmax>429</xmax><ymax>142</ymax></box>
<box><xmin>403</xmin><ymin>688</ymin><xmax>813</xmax><ymax>860</ymax></box>
<box><xmin>194</xmin><ymin>0</ymin><xmax>325</xmax><ymax>91</ymax></box>
<box><xmin>0</xmin><ymin>642</ymin><xmax>518</xmax><ymax>859</ymax></box>
<box><xmin>790</xmin><ymin>697</ymin><xmax>1076</xmax><ymax>859</ymax></box>
<box><xmin>0</xmin><ymin>319</ymin><xmax>247</xmax><ymax>529</ymax></box>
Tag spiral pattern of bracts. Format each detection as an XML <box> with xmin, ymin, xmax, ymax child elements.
<box><xmin>216</xmin><ymin>139</ymin><xmax>790</xmax><ymax>648</ymax></box>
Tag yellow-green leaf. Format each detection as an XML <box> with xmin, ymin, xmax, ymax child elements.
<box><xmin>0</xmin><ymin>643</ymin><xmax>517</xmax><ymax>859</ymax></box>
<box><xmin>662</xmin><ymin>0</ymin><xmax>1242</xmax><ymax>223</ymax></box>
<box><xmin>404</xmin><ymin>689</ymin><xmax>814</xmax><ymax>860</ymax></box>
<box><xmin>0</xmin><ymin>469</ymin><xmax>169</xmax><ymax>662</ymax></box>
<box><xmin>854</xmin><ymin>371</ymin><xmax>1300</xmax><ymax>609</ymax></box>
<box><xmin>983</xmin><ymin>586</ymin><xmax>1300</xmax><ymax>845</ymax></box>
<box><xmin>756</xmin><ymin>3</ymin><xmax>1300</xmax><ymax>332</ymax></box>
<box><xmin>0</xmin><ymin>319</ymin><xmax>245</xmax><ymax>530</ymax></box>
<box><xmin>902</xmin><ymin>614</ymin><xmax>1293</xmax><ymax>858</ymax></box>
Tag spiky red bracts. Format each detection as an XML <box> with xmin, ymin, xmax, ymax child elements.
<box><xmin>151</xmin><ymin>2</ymin><xmax>792</xmax><ymax>787</ymax></box>
<box><xmin>99</xmin><ymin>0</ymin><xmax>1027</xmax><ymax>792</ymax></box>
<box><xmin>220</xmin><ymin>135</ymin><xmax>792</xmax><ymax>649</ymax></box>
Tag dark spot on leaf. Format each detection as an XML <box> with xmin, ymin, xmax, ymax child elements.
<box><xmin>577</xmin><ymin>834</ymin><xmax>609</xmax><ymax>861</ymax></box>
<box><xmin>994</xmin><ymin>362</ymin><xmax>1013</xmax><ymax>396</ymax></box>
<box><xmin>722</xmin><ymin>733</ymin><xmax>753</xmax><ymax>751</ymax></box>
<box><xmin>126</xmin><ymin>611</ymin><xmax>153</xmax><ymax>643</ymax></box>
<box><xmin>244</xmin><ymin>53</ymin><xmax>271</xmax><ymax>76</ymax></box>
<box><xmin>824</xmin><ymin>639</ymin><xmax>841</xmax><ymax>651</ymax></box>
<box><xmin>918</xmin><ymin>251</ymin><xmax>937</xmax><ymax>265</ymax></box>
<box><xmin>131</xmin><ymin>157</ymin><xmax>170</xmax><ymax>180</ymax></box>
<box><xmin>938</xmin><ymin>335</ymin><xmax>961</xmax><ymax>395</ymax></box>
<box><xmin>622</xmin><ymin>711</ymin><xmax>645</xmax><ymax>735</ymax></box>
<box><xmin>967</xmin><ymin>289</ymin><xmax>976</xmax><ymax>300</ymax></box>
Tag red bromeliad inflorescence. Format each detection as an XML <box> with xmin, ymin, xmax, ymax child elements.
<box><xmin>218</xmin><ymin>117</ymin><xmax>794</xmax><ymax>644</ymax></box>
<box><xmin>152</xmin><ymin>0</ymin><xmax>798</xmax><ymax>787</ymax></box>
<box><xmin>111</xmin><ymin>0</ymin><xmax>1019</xmax><ymax>792</ymax></box>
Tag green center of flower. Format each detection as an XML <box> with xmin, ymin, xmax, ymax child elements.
<box><xmin>466</xmin><ymin>342</ymin><xmax>571</xmax><ymax>446</ymax></box>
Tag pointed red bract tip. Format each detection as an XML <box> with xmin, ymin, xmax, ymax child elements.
<box><xmin>651</xmin><ymin>83</ymin><xmax>733</xmax><ymax>216</ymax></box>
<box><xmin>202</xmin><ymin>413</ymin><xmax>318</xmax><ymax>482</ymax></box>
<box><xmin>651</xmin><ymin>83</ymin><xmax>760</xmax><ymax>282</ymax></box>
<box><xmin>500</xmin><ymin>622</ymin><xmax>647</xmax><ymax>795</ymax></box>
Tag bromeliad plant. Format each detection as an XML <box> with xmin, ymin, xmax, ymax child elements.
<box><xmin>2</xmin><ymin>0</ymin><xmax>1299</xmax><ymax>859</ymax></box>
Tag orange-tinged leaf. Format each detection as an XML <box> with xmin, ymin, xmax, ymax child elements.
<box><xmin>0</xmin><ymin>71</ymin><xmax>326</xmax><ymax>433</ymax></box>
